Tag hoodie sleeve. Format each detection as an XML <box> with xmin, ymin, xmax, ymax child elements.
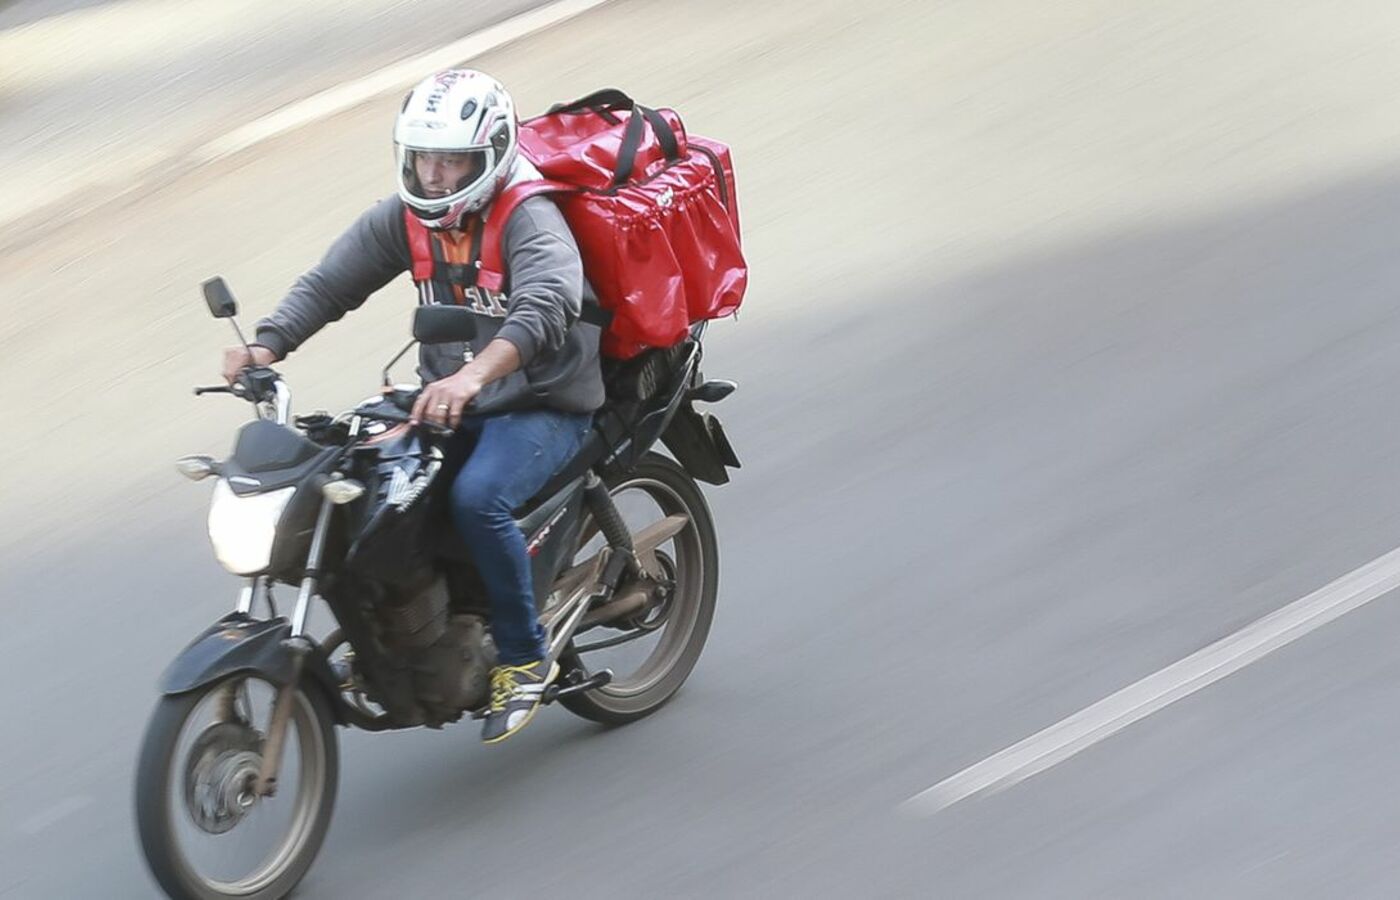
<box><xmin>253</xmin><ymin>196</ymin><xmax>409</xmax><ymax>358</ymax></box>
<box><xmin>493</xmin><ymin>196</ymin><xmax>583</xmax><ymax>367</ymax></box>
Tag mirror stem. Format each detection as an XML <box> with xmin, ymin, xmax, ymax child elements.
<box><xmin>382</xmin><ymin>339</ymin><xmax>418</xmax><ymax>387</ymax></box>
<box><xmin>228</xmin><ymin>318</ymin><xmax>253</xmax><ymax>356</ymax></box>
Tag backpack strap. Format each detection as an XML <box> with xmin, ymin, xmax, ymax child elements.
<box><xmin>406</xmin><ymin>179</ymin><xmax>574</xmax><ymax>293</ymax></box>
<box><xmin>404</xmin><ymin>184</ymin><xmax>612</xmax><ymax>328</ymax></box>
<box><xmin>403</xmin><ymin>205</ymin><xmax>485</xmax><ymax>304</ymax></box>
<box><xmin>404</xmin><ymin>206</ymin><xmax>435</xmax><ymax>283</ymax></box>
<box><xmin>481</xmin><ymin>179</ymin><xmax>613</xmax><ymax>329</ymax></box>
<box><xmin>477</xmin><ymin>179</ymin><xmax>573</xmax><ymax>291</ymax></box>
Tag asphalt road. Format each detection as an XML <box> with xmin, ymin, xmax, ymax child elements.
<box><xmin>0</xmin><ymin>0</ymin><xmax>548</xmax><ymax>229</ymax></box>
<box><xmin>6</xmin><ymin>0</ymin><xmax>1400</xmax><ymax>897</ymax></box>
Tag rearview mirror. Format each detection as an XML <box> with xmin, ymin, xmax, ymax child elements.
<box><xmin>202</xmin><ymin>277</ymin><xmax>238</xmax><ymax>319</ymax></box>
<box><xmin>413</xmin><ymin>305</ymin><xmax>477</xmax><ymax>344</ymax></box>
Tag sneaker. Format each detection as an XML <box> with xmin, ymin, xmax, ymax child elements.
<box><xmin>481</xmin><ymin>659</ymin><xmax>559</xmax><ymax>744</ymax></box>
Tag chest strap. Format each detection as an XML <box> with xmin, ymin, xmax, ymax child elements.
<box><xmin>403</xmin><ymin>184</ymin><xmax>612</xmax><ymax>328</ymax></box>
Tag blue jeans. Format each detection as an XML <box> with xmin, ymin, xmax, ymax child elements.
<box><xmin>448</xmin><ymin>409</ymin><xmax>593</xmax><ymax>666</ymax></box>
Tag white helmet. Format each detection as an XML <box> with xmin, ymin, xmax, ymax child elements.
<box><xmin>394</xmin><ymin>69</ymin><xmax>518</xmax><ymax>230</ymax></box>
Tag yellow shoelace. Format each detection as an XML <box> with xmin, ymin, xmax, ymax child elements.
<box><xmin>489</xmin><ymin>664</ymin><xmax>538</xmax><ymax>711</ymax></box>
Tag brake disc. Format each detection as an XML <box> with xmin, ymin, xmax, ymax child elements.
<box><xmin>183</xmin><ymin>721</ymin><xmax>263</xmax><ymax>835</ymax></box>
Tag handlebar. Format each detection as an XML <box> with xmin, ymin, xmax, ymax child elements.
<box><xmin>194</xmin><ymin>372</ymin><xmax>450</xmax><ymax>436</ymax></box>
<box><xmin>192</xmin><ymin>366</ymin><xmax>290</xmax><ymax>423</ymax></box>
<box><xmin>356</xmin><ymin>402</ymin><xmax>453</xmax><ymax>436</ymax></box>
<box><xmin>383</xmin><ymin>386</ymin><xmax>420</xmax><ymax>413</ymax></box>
<box><xmin>193</xmin><ymin>384</ymin><xmax>245</xmax><ymax>397</ymax></box>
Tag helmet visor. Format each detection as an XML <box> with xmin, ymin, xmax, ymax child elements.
<box><xmin>399</xmin><ymin>147</ymin><xmax>491</xmax><ymax>207</ymax></box>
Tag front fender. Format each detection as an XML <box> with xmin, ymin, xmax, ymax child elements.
<box><xmin>158</xmin><ymin>614</ymin><xmax>345</xmax><ymax>724</ymax></box>
<box><xmin>159</xmin><ymin>614</ymin><xmax>297</xmax><ymax>693</ymax></box>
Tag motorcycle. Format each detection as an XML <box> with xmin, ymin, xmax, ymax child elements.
<box><xmin>134</xmin><ymin>278</ymin><xmax>740</xmax><ymax>899</ymax></box>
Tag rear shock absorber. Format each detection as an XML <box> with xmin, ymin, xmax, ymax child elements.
<box><xmin>583</xmin><ymin>471</ymin><xmax>634</xmax><ymax>588</ymax></box>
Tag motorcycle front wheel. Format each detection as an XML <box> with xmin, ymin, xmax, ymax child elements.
<box><xmin>134</xmin><ymin>674</ymin><xmax>339</xmax><ymax>900</ymax></box>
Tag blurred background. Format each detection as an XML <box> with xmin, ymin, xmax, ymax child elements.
<box><xmin>5</xmin><ymin>0</ymin><xmax>1400</xmax><ymax>896</ymax></box>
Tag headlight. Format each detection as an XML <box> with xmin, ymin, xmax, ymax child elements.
<box><xmin>207</xmin><ymin>481</ymin><xmax>296</xmax><ymax>575</ymax></box>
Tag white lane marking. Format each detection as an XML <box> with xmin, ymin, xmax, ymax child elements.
<box><xmin>193</xmin><ymin>0</ymin><xmax>614</xmax><ymax>164</ymax></box>
<box><xmin>903</xmin><ymin>545</ymin><xmax>1400</xmax><ymax>816</ymax></box>
<box><xmin>18</xmin><ymin>795</ymin><xmax>94</xmax><ymax>835</ymax></box>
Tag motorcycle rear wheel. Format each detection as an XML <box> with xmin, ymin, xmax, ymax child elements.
<box><xmin>560</xmin><ymin>451</ymin><xmax>719</xmax><ymax>725</ymax></box>
<box><xmin>134</xmin><ymin>674</ymin><xmax>339</xmax><ymax>900</ymax></box>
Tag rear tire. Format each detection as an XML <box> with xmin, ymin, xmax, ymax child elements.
<box><xmin>560</xmin><ymin>452</ymin><xmax>719</xmax><ymax>725</ymax></box>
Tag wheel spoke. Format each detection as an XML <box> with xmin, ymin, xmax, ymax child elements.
<box><xmin>574</xmin><ymin>627</ymin><xmax>654</xmax><ymax>654</ymax></box>
<box><xmin>559</xmin><ymin>462</ymin><xmax>712</xmax><ymax>706</ymax></box>
<box><xmin>546</xmin><ymin>456</ymin><xmax>717</xmax><ymax>724</ymax></box>
<box><xmin>144</xmin><ymin>675</ymin><xmax>332</xmax><ymax>896</ymax></box>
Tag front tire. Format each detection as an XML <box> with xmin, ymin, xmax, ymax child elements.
<box><xmin>560</xmin><ymin>452</ymin><xmax>720</xmax><ymax>725</ymax></box>
<box><xmin>135</xmin><ymin>675</ymin><xmax>339</xmax><ymax>900</ymax></box>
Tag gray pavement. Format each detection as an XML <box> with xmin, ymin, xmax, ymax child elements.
<box><xmin>918</xmin><ymin>583</ymin><xmax>1400</xmax><ymax>899</ymax></box>
<box><xmin>0</xmin><ymin>0</ymin><xmax>549</xmax><ymax>230</ymax></box>
<box><xmin>5</xmin><ymin>0</ymin><xmax>1400</xmax><ymax>897</ymax></box>
<box><xmin>0</xmin><ymin>0</ymin><xmax>116</xmax><ymax>29</ymax></box>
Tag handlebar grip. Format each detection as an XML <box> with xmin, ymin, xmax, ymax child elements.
<box><xmin>386</xmin><ymin>388</ymin><xmax>420</xmax><ymax>413</ymax></box>
<box><xmin>359</xmin><ymin>402</ymin><xmax>452</xmax><ymax>436</ymax></box>
<box><xmin>368</xmin><ymin>406</ymin><xmax>411</xmax><ymax>424</ymax></box>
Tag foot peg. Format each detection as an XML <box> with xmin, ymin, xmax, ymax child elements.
<box><xmin>542</xmin><ymin>668</ymin><xmax>613</xmax><ymax>704</ymax></box>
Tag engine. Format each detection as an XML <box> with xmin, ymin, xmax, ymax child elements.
<box><xmin>377</xmin><ymin>577</ymin><xmax>497</xmax><ymax>720</ymax></box>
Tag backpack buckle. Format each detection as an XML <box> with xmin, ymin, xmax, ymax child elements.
<box><xmin>443</xmin><ymin>263</ymin><xmax>479</xmax><ymax>288</ymax></box>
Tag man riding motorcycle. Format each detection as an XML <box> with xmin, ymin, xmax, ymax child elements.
<box><xmin>221</xmin><ymin>68</ymin><xmax>605</xmax><ymax>744</ymax></box>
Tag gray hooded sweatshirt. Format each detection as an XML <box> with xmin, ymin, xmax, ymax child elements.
<box><xmin>254</xmin><ymin>191</ymin><xmax>605</xmax><ymax>415</ymax></box>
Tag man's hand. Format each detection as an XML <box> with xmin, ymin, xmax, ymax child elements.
<box><xmin>222</xmin><ymin>345</ymin><xmax>279</xmax><ymax>385</ymax></box>
<box><xmin>411</xmin><ymin>368</ymin><xmax>485</xmax><ymax>430</ymax></box>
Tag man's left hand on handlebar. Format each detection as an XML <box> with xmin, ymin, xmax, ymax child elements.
<box><xmin>221</xmin><ymin>344</ymin><xmax>279</xmax><ymax>385</ymax></box>
<box><xmin>411</xmin><ymin>368</ymin><xmax>484</xmax><ymax>430</ymax></box>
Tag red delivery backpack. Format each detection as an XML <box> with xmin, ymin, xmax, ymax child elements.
<box><xmin>484</xmin><ymin>89</ymin><xmax>748</xmax><ymax>358</ymax></box>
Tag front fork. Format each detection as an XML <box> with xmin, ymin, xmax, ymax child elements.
<box><xmin>227</xmin><ymin>495</ymin><xmax>336</xmax><ymax>797</ymax></box>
